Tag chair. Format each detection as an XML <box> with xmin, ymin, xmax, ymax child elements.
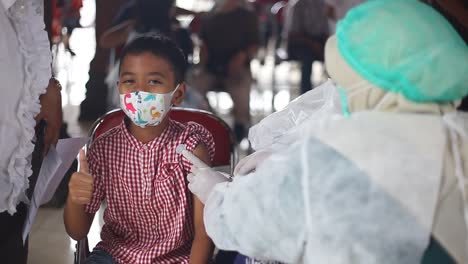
<box><xmin>74</xmin><ymin>107</ymin><xmax>237</xmax><ymax>264</ymax></box>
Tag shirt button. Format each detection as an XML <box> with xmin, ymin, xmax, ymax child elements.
<box><xmin>152</xmin><ymin>225</ymin><xmax>156</xmax><ymax>229</ymax></box>
<box><xmin>143</xmin><ymin>169</ymin><xmax>148</xmax><ymax>174</ymax></box>
<box><xmin>142</xmin><ymin>145</ymin><xmax>148</xmax><ymax>150</ymax></box>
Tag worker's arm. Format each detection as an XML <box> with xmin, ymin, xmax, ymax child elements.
<box><xmin>203</xmin><ymin>142</ymin><xmax>308</xmax><ymax>263</ymax></box>
<box><xmin>189</xmin><ymin>144</ymin><xmax>215</xmax><ymax>263</ymax></box>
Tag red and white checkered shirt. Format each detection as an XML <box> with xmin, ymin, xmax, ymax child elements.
<box><xmin>85</xmin><ymin>119</ymin><xmax>215</xmax><ymax>264</ymax></box>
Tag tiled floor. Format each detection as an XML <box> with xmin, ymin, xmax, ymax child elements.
<box><xmin>27</xmin><ymin>2</ymin><xmax>327</xmax><ymax>263</ymax></box>
<box><xmin>28</xmin><ymin>208</ymin><xmax>74</xmax><ymax>264</ymax></box>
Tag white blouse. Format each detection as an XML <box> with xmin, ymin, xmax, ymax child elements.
<box><xmin>0</xmin><ymin>0</ymin><xmax>51</xmax><ymax>214</ymax></box>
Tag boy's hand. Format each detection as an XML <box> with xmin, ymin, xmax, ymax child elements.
<box><xmin>68</xmin><ymin>149</ymin><xmax>94</xmax><ymax>205</ymax></box>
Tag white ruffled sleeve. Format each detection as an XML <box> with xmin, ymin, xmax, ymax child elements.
<box><xmin>0</xmin><ymin>0</ymin><xmax>51</xmax><ymax>214</ymax></box>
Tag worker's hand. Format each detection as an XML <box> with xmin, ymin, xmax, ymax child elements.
<box><xmin>234</xmin><ymin>149</ymin><xmax>274</xmax><ymax>176</ymax></box>
<box><xmin>188</xmin><ymin>166</ymin><xmax>230</xmax><ymax>204</ymax></box>
<box><xmin>68</xmin><ymin>149</ymin><xmax>94</xmax><ymax>205</ymax></box>
<box><xmin>35</xmin><ymin>78</ymin><xmax>62</xmax><ymax>156</ymax></box>
<box><xmin>228</xmin><ymin>51</ymin><xmax>248</xmax><ymax>78</ymax></box>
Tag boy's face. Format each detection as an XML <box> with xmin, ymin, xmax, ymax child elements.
<box><xmin>118</xmin><ymin>52</ymin><xmax>185</xmax><ymax>105</ymax></box>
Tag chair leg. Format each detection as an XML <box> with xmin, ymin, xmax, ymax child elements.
<box><xmin>74</xmin><ymin>238</ymin><xmax>90</xmax><ymax>264</ymax></box>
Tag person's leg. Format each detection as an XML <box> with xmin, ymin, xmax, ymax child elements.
<box><xmin>0</xmin><ymin>203</ymin><xmax>28</xmax><ymax>264</ymax></box>
<box><xmin>84</xmin><ymin>249</ymin><xmax>118</xmax><ymax>264</ymax></box>
<box><xmin>187</xmin><ymin>66</ymin><xmax>217</xmax><ymax>111</ymax></box>
<box><xmin>289</xmin><ymin>36</ymin><xmax>326</xmax><ymax>94</ymax></box>
<box><xmin>225</xmin><ymin>69</ymin><xmax>252</xmax><ymax>141</ymax></box>
<box><xmin>79</xmin><ymin>0</ymin><xmax>126</xmax><ymax>121</ymax></box>
<box><xmin>299</xmin><ymin>48</ymin><xmax>314</xmax><ymax>94</ymax></box>
<box><xmin>0</xmin><ymin>121</ymin><xmax>45</xmax><ymax>264</ymax></box>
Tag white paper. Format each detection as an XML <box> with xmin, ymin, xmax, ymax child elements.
<box><xmin>22</xmin><ymin>137</ymin><xmax>88</xmax><ymax>243</ymax></box>
<box><xmin>40</xmin><ymin>137</ymin><xmax>89</xmax><ymax>204</ymax></box>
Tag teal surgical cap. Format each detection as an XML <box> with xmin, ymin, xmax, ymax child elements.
<box><xmin>336</xmin><ymin>0</ymin><xmax>468</xmax><ymax>103</ymax></box>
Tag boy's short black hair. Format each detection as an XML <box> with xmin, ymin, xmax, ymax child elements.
<box><xmin>119</xmin><ymin>33</ymin><xmax>187</xmax><ymax>84</ymax></box>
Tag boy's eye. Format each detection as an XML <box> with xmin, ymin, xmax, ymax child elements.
<box><xmin>148</xmin><ymin>79</ymin><xmax>162</xmax><ymax>85</ymax></box>
<box><xmin>122</xmin><ymin>79</ymin><xmax>135</xmax><ymax>84</ymax></box>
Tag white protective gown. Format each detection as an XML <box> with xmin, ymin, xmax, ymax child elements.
<box><xmin>205</xmin><ymin>110</ymin><xmax>468</xmax><ymax>264</ymax></box>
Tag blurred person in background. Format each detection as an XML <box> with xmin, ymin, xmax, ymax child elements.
<box><xmin>100</xmin><ymin>0</ymin><xmax>192</xmax><ymax>58</ymax></box>
<box><xmin>189</xmin><ymin>0</ymin><xmax>259</xmax><ymax>142</ymax></box>
<box><xmin>99</xmin><ymin>0</ymin><xmax>194</xmax><ymax>109</ymax></box>
<box><xmin>78</xmin><ymin>0</ymin><xmax>126</xmax><ymax>122</ymax></box>
<box><xmin>251</xmin><ymin>0</ymin><xmax>284</xmax><ymax>65</ymax></box>
<box><xmin>57</xmin><ymin>0</ymin><xmax>83</xmax><ymax>56</ymax></box>
<box><xmin>423</xmin><ymin>0</ymin><xmax>468</xmax><ymax>111</ymax></box>
<box><xmin>283</xmin><ymin>0</ymin><xmax>329</xmax><ymax>94</ymax></box>
<box><xmin>323</xmin><ymin>0</ymin><xmax>365</xmax><ymax>33</ymax></box>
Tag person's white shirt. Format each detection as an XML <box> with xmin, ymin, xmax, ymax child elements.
<box><xmin>0</xmin><ymin>0</ymin><xmax>51</xmax><ymax>214</ymax></box>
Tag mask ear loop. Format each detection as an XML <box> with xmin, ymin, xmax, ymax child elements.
<box><xmin>171</xmin><ymin>84</ymin><xmax>181</xmax><ymax>96</ymax></box>
<box><xmin>169</xmin><ymin>84</ymin><xmax>181</xmax><ymax>107</ymax></box>
<box><xmin>334</xmin><ymin>80</ymin><xmax>373</xmax><ymax>117</ymax></box>
<box><xmin>338</xmin><ymin>87</ymin><xmax>351</xmax><ymax>117</ymax></box>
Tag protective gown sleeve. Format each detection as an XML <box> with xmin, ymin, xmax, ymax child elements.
<box><xmin>203</xmin><ymin>139</ymin><xmax>309</xmax><ymax>263</ymax></box>
<box><xmin>204</xmin><ymin>134</ymin><xmax>433</xmax><ymax>264</ymax></box>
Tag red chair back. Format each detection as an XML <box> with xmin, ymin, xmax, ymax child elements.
<box><xmin>89</xmin><ymin>108</ymin><xmax>236</xmax><ymax>169</ymax></box>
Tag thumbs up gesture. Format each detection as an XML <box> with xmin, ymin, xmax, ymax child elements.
<box><xmin>68</xmin><ymin>149</ymin><xmax>94</xmax><ymax>205</ymax></box>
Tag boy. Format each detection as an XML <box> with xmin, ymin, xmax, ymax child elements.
<box><xmin>64</xmin><ymin>34</ymin><xmax>214</xmax><ymax>263</ymax></box>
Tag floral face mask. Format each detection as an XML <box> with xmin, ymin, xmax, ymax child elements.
<box><xmin>119</xmin><ymin>85</ymin><xmax>179</xmax><ymax>127</ymax></box>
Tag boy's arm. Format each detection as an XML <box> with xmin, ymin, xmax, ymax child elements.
<box><xmin>189</xmin><ymin>144</ymin><xmax>215</xmax><ymax>264</ymax></box>
<box><xmin>63</xmin><ymin>150</ymin><xmax>96</xmax><ymax>241</ymax></box>
<box><xmin>191</xmin><ymin>196</ymin><xmax>215</xmax><ymax>264</ymax></box>
<box><xmin>64</xmin><ymin>198</ymin><xmax>95</xmax><ymax>241</ymax></box>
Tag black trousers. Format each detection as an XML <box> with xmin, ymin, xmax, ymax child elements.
<box><xmin>0</xmin><ymin>121</ymin><xmax>45</xmax><ymax>264</ymax></box>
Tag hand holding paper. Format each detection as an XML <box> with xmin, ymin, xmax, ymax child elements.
<box><xmin>23</xmin><ymin>137</ymin><xmax>88</xmax><ymax>243</ymax></box>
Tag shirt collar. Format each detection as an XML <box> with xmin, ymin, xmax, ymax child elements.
<box><xmin>120</xmin><ymin>119</ymin><xmax>176</xmax><ymax>151</ymax></box>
